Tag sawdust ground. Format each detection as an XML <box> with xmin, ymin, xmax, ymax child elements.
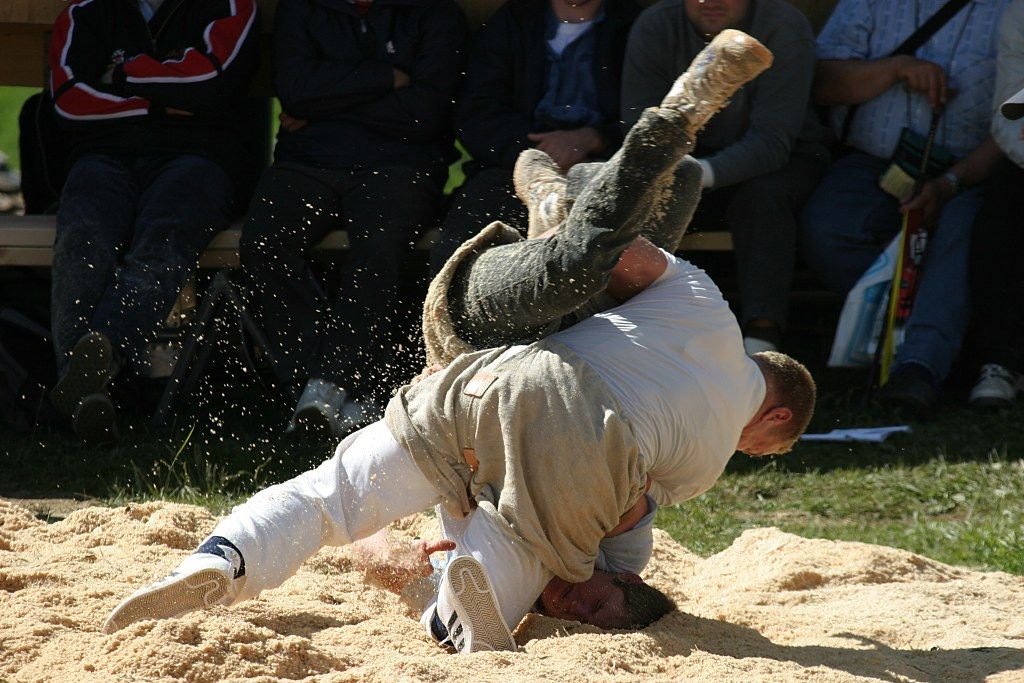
<box><xmin>2</xmin><ymin>500</ymin><xmax>1023</xmax><ymax>682</ymax></box>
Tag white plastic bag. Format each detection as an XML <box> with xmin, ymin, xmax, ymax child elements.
<box><xmin>827</xmin><ymin>234</ymin><xmax>901</xmax><ymax>368</ymax></box>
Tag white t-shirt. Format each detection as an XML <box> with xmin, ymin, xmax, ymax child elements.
<box><xmin>137</xmin><ymin>0</ymin><xmax>166</xmax><ymax>21</ymax></box>
<box><xmin>548</xmin><ymin>20</ymin><xmax>595</xmax><ymax>56</ymax></box>
<box><xmin>552</xmin><ymin>251</ymin><xmax>766</xmax><ymax>506</ymax></box>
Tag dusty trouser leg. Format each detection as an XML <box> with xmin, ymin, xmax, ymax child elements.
<box><xmin>447</xmin><ymin>30</ymin><xmax>773</xmax><ymax>349</ymax></box>
<box><xmin>208</xmin><ymin>420</ymin><xmax>443</xmax><ymax>604</ymax></box>
<box><xmin>448</xmin><ymin>108</ymin><xmax>696</xmax><ymax>348</ymax></box>
<box><xmin>568</xmin><ymin>156</ymin><xmax>704</xmax><ymax>253</ymax></box>
<box><xmin>564</xmin><ymin>156</ymin><xmax>703</xmax><ymax>253</ymax></box>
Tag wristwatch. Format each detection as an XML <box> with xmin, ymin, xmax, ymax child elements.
<box><xmin>941</xmin><ymin>171</ymin><xmax>962</xmax><ymax>194</ymax></box>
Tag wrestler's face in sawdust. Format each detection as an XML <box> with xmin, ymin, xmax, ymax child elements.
<box><xmin>685</xmin><ymin>0</ymin><xmax>751</xmax><ymax>37</ymax></box>
<box><xmin>539</xmin><ymin>571</ymin><xmax>641</xmax><ymax>629</ymax></box>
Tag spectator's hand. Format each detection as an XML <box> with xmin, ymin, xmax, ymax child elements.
<box><xmin>393</xmin><ymin>68</ymin><xmax>411</xmax><ymax>89</ymax></box>
<box><xmin>900</xmin><ymin>178</ymin><xmax>954</xmax><ymax>228</ymax></box>
<box><xmin>527</xmin><ymin>128</ymin><xmax>604</xmax><ymax>171</ymax></box>
<box><xmin>279</xmin><ymin>112</ymin><xmax>308</xmax><ymax>133</ymax></box>
<box><xmin>893</xmin><ymin>55</ymin><xmax>948</xmax><ymax>109</ymax></box>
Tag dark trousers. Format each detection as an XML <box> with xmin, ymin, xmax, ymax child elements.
<box><xmin>969</xmin><ymin>157</ymin><xmax>1024</xmax><ymax>373</ymax></box>
<box><xmin>239</xmin><ymin>162</ymin><xmax>443</xmax><ymax>396</ymax></box>
<box><xmin>430</xmin><ymin>166</ymin><xmax>527</xmax><ymax>275</ymax></box>
<box><xmin>51</xmin><ymin>153</ymin><xmax>234</xmax><ymax>373</ymax></box>
<box><xmin>448</xmin><ymin>108</ymin><xmax>698</xmax><ymax>349</ymax></box>
<box><xmin>690</xmin><ymin>142</ymin><xmax>829</xmax><ymax>331</ymax></box>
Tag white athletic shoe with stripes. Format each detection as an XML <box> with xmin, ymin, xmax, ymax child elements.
<box><xmin>435</xmin><ymin>555</ymin><xmax>517</xmax><ymax>654</ymax></box>
<box><xmin>102</xmin><ymin>553</ymin><xmax>235</xmax><ymax>633</ymax></box>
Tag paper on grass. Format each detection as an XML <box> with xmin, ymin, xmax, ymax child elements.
<box><xmin>800</xmin><ymin>426</ymin><xmax>912</xmax><ymax>443</ymax></box>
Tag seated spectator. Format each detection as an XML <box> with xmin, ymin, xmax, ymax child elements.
<box><xmin>47</xmin><ymin>0</ymin><xmax>259</xmax><ymax>442</ymax></box>
<box><xmin>802</xmin><ymin>0</ymin><xmax>1007</xmax><ymax>417</ymax></box>
<box><xmin>430</xmin><ymin>0</ymin><xmax>641</xmax><ymax>272</ymax></box>
<box><xmin>239</xmin><ymin>0</ymin><xmax>466</xmax><ymax>438</ymax></box>
<box><xmin>968</xmin><ymin>0</ymin><xmax>1023</xmax><ymax>409</ymax></box>
<box><xmin>621</xmin><ymin>0</ymin><xmax>831</xmax><ymax>355</ymax></box>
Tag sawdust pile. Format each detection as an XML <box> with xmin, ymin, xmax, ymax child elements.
<box><xmin>2</xmin><ymin>500</ymin><xmax>1023</xmax><ymax>682</ymax></box>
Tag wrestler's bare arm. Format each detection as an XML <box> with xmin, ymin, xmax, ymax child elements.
<box><xmin>349</xmin><ymin>529</ymin><xmax>454</xmax><ymax>594</ymax></box>
<box><xmin>604</xmin><ymin>237</ymin><xmax>668</xmax><ymax>302</ymax></box>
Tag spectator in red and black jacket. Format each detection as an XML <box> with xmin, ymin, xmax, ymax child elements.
<box><xmin>429</xmin><ymin>0</ymin><xmax>642</xmax><ymax>273</ymax></box>
<box><xmin>46</xmin><ymin>0</ymin><xmax>258</xmax><ymax>443</ymax></box>
<box><xmin>238</xmin><ymin>0</ymin><xmax>467</xmax><ymax>440</ymax></box>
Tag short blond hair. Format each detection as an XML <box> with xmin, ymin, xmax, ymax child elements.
<box><xmin>751</xmin><ymin>352</ymin><xmax>816</xmax><ymax>452</ymax></box>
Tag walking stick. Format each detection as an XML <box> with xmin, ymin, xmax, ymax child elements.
<box><xmin>871</xmin><ymin>107</ymin><xmax>945</xmax><ymax>390</ymax></box>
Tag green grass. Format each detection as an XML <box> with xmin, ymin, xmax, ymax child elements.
<box><xmin>0</xmin><ymin>86</ymin><xmax>35</xmax><ymax>170</ymax></box>
<box><xmin>3</xmin><ymin>364</ymin><xmax>1023</xmax><ymax>574</ymax></box>
<box><xmin>652</xmin><ymin>371</ymin><xmax>1024</xmax><ymax>573</ymax></box>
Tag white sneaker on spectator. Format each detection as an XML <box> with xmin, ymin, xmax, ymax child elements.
<box><xmin>969</xmin><ymin>363</ymin><xmax>1022</xmax><ymax>409</ymax></box>
<box><xmin>435</xmin><ymin>555</ymin><xmax>516</xmax><ymax>654</ymax></box>
<box><xmin>288</xmin><ymin>378</ymin><xmax>347</xmax><ymax>438</ymax></box>
<box><xmin>0</xmin><ymin>153</ymin><xmax>21</xmax><ymax>194</ymax></box>
<box><xmin>102</xmin><ymin>553</ymin><xmax>236</xmax><ymax>633</ymax></box>
<box><xmin>743</xmin><ymin>337</ymin><xmax>778</xmax><ymax>356</ymax></box>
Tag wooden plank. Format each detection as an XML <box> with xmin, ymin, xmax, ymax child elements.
<box><xmin>0</xmin><ymin>214</ymin><xmax>730</xmax><ymax>269</ymax></box>
<box><xmin>681</xmin><ymin>231</ymin><xmax>733</xmax><ymax>251</ymax></box>
<box><xmin>0</xmin><ymin>31</ymin><xmax>47</xmax><ymax>88</ymax></box>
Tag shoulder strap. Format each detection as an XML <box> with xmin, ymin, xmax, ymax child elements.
<box><xmin>841</xmin><ymin>0</ymin><xmax>973</xmax><ymax>144</ymax></box>
<box><xmin>893</xmin><ymin>0</ymin><xmax>973</xmax><ymax>56</ymax></box>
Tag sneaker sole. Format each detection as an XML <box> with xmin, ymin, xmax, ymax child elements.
<box><xmin>969</xmin><ymin>395</ymin><xmax>1014</xmax><ymax>410</ymax></box>
<box><xmin>103</xmin><ymin>568</ymin><xmax>229</xmax><ymax>634</ymax></box>
<box><xmin>52</xmin><ymin>332</ymin><xmax>113</xmax><ymax>416</ymax></box>
<box><xmin>73</xmin><ymin>394</ymin><xmax>118</xmax><ymax>444</ymax></box>
<box><xmin>446</xmin><ymin>555</ymin><xmax>516</xmax><ymax>653</ymax></box>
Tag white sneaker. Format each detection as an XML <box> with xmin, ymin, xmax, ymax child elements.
<box><xmin>513</xmin><ymin>148</ymin><xmax>568</xmax><ymax>239</ymax></box>
<box><xmin>102</xmin><ymin>553</ymin><xmax>234</xmax><ymax>633</ymax></box>
<box><xmin>743</xmin><ymin>337</ymin><xmax>778</xmax><ymax>356</ymax></box>
<box><xmin>287</xmin><ymin>378</ymin><xmax>347</xmax><ymax>437</ymax></box>
<box><xmin>969</xmin><ymin>363</ymin><xmax>1022</xmax><ymax>409</ymax></box>
<box><xmin>435</xmin><ymin>555</ymin><xmax>516</xmax><ymax>654</ymax></box>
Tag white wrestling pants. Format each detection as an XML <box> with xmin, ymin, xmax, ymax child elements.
<box><xmin>209</xmin><ymin>419</ymin><xmax>551</xmax><ymax>629</ymax></box>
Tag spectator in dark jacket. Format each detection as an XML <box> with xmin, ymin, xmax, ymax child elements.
<box><xmin>239</xmin><ymin>0</ymin><xmax>467</xmax><ymax>439</ymax></box>
<box><xmin>621</xmin><ymin>0</ymin><xmax>830</xmax><ymax>355</ymax></box>
<box><xmin>430</xmin><ymin>0</ymin><xmax>641</xmax><ymax>272</ymax></box>
<box><xmin>47</xmin><ymin>0</ymin><xmax>259</xmax><ymax>443</ymax></box>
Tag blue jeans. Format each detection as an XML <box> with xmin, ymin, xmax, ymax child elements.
<box><xmin>52</xmin><ymin>154</ymin><xmax>234</xmax><ymax>373</ymax></box>
<box><xmin>800</xmin><ymin>152</ymin><xmax>982</xmax><ymax>382</ymax></box>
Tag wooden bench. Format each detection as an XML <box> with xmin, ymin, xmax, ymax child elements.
<box><xmin>0</xmin><ymin>217</ymin><xmax>735</xmax><ymax>268</ymax></box>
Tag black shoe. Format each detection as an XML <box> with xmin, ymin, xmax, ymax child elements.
<box><xmin>877</xmin><ymin>364</ymin><xmax>937</xmax><ymax>419</ymax></box>
<box><xmin>73</xmin><ymin>392</ymin><xmax>118</xmax><ymax>444</ymax></box>
<box><xmin>51</xmin><ymin>331</ymin><xmax>118</xmax><ymax>416</ymax></box>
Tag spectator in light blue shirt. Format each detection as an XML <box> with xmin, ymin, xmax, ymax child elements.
<box><xmin>801</xmin><ymin>0</ymin><xmax>1009</xmax><ymax>417</ymax></box>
